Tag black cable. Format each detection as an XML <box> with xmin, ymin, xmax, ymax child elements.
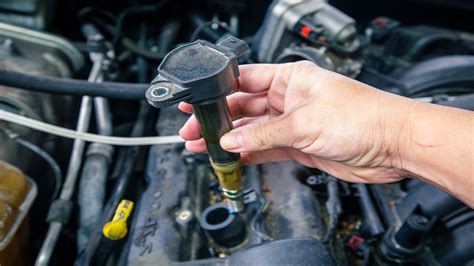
<box><xmin>78</xmin><ymin>6</ymin><xmax>117</xmax><ymax>24</ymax></box>
<box><xmin>0</xmin><ymin>68</ymin><xmax>148</xmax><ymax>100</ymax></box>
<box><xmin>137</xmin><ymin>23</ymin><xmax>148</xmax><ymax>83</ymax></box>
<box><xmin>78</xmin><ymin>3</ymin><xmax>178</xmax><ymax>62</ymax></box>
<box><xmin>84</xmin><ymin>16</ymin><xmax>166</xmax><ymax>61</ymax></box>
<box><xmin>359</xmin><ymin>243</ymin><xmax>372</xmax><ymax>266</ymax></box>
<box><xmin>190</xmin><ymin>20</ymin><xmax>233</xmax><ymax>42</ymax></box>
<box><xmin>121</xmin><ymin>21</ymin><xmax>181</xmax><ymax>61</ymax></box>
<box><xmin>112</xmin><ymin>1</ymin><xmax>168</xmax><ymax>44</ymax></box>
<box><xmin>121</xmin><ymin>38</ymin><xmax>165</xmax><ymax>61</ymax></box>
<box><xmin>2</xmin><ymin>129</ymin><xmax>63</xmax><ymax>201</ymax></box>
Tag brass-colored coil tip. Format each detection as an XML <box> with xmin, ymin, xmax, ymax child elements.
<box><xmin>210</xmin><ymin>160</ymin><xmax>244</xmax><ymax>212</ymax></box>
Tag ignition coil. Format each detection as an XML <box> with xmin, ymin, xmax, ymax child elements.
<box><xmin>146</xmin><ymin>36</ymin><xmax>249</xmax><ymax>212</ymax></box>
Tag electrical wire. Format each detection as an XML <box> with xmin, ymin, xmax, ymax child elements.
<box><xmin>112</xmin><ymin>1</ymin><xmax>168</xmax><ymax>44</ymax></box>
<box><xmin>121</xmin><ymin>38</ymin><xmax>165</xmax><ymax>61</ymax></box>
<box><xmin>2</xmin><ymin>129</ymin><xmax>63</xmax><ymax>201</ymax></box>
<box><xmin>78</xmin><ymin>6</ymin><xmax>117</xmax><ymax>24</ymax></box>
<box><xmin>0</xmin><ymin>109</ymin><xmax>184</xmax><ymax>146</ymax></box>
<box><xmin>79</xmin><ymin>10</ymin><xmax>169</xmax><ymax>61</ymax></box>
<box><xmin>250</xmin><ymin>195</ymin><xmax>274</xmax><ymax>242</ymax></box>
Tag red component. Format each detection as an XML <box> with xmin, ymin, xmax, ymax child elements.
<box><xmin>347</xmin><ymin>235</ymin><xmax>365</xmax><ymax>251</ymax></box>
<box><xmin>300</xmin><ymin>25</ymin><xmax>312</xmax><ymax>38</ymax></box>
<box><xmin>373</xmin><ymin>17</ymin><xmax>387</xmax><ymax>28</ymax></box>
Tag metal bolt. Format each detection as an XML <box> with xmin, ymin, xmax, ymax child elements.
<box><xmin>306</xmin><ymin>175</ymin><xmax>326</xmax><ymax>185</ymax></box>
<box><xmin>92</xmin><ymin>34</ymin><xmax>104</xmax><ymax>43</ymax></box>
<box><xmin>2</xmin><ymin>38</ymin><xmax>14</xmax><ymax>53</ymax></box>
<box><xmin>151</xmin><ymin>86</ymin><xmax>171</xmax><ymax>98</ymax></box>
<box><xmin>176</xmin><ymin>210</ymin><xmax>193</xmax><ymax>224</ymax></box>
<box><xmin>412</xmin><ymin>214</ymin><xmax>429</xmax><ymax>225</ymax></box>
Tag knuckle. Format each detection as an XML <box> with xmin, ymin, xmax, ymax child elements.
<box><xmin>294</xmin><ymin>60</ymin><xmax>318</xmax><ymax>70</ymax></box>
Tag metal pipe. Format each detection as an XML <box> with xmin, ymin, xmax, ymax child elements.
<box><xmin>93</xmin><ymin>96</ymin><xmax>113</xmax><ymax>136</ymax></box>
<box><xmin>77</xmin><ymin>71</ymin><xmax>115</xmax><ymax>251</ymax></box>
<box><xmin>76</xmin><ymin>27</ymin><xmax>119</xmax><ymax>248</ymax></box>
<box><xmin>75</xmin><ymin>102</ymin><xmax>150</xmax><ymax>266</ymax></box>
<box><xmin>74</xmin><ymin>31</ymin><xmax>115</xmax><ymax>251</ymax></box>
<box><xmin>35</xmin><ymin>56</ymin><xmax>103</xmax><ymax>266</ymax></box>
<box><xmin>229</xmin><ymin>15</ymin><xmax>239</xmax><ymax>36</ymax></box>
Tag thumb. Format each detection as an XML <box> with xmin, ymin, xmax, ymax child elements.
<box><xmin>220</xmin><ymin>114</ymin><xmax>297</xmax><ymax>152</ymax></box>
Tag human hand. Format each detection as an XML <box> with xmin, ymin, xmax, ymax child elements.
<box><xmin>178</xmin><ymin>61</ymin><xmax>417</xmax><ymax>184</ymax></box>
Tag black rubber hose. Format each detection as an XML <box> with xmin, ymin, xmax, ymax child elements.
<box><xmin>405</xmin><ymin>31</ymin><xmax>458</xmax><ymax>61</ymax></box>
<box><xmin>432</xmin><ymin>218</ymin><xmax>474</xmax><ymax>265</ymax></box>
<box><xmin>396</xmin><ymin>178</ymin><xmax>465</xmax><ymax>222</ymax></box>
<box><xmin>356</xmin><ymin>183</ymin><xmax>385</xmax><ymax>237</ymax></box>
<box><xmin>112</xmin><ymin>1</ymin><xmax>168</xmax><ymax>44</ymax></box>
<box><xmin>323</xmin><ymin>176</ymin><xmax>341</xmax><ymax>244</ymax></box>
<box><xmin>397</xmin><ymin>55</ymin><xmax>474</xmax><ymax>97</ymax></box>
<box><xmin>438</xmin><ymin>93</ymin><xmax>474</xmax><ymax>111</ymax></box>
<box><xmin>0</xmin><ymin>69</ymin><xmax>148</xmax><ymax>100</ymax></box>
<box><xmin>121</xmin><ymin>38</ymin><xmax>165</xmax><ymax>61</ymax></box>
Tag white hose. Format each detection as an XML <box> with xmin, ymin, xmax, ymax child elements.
<box><xmin>0</xmin><ymin>109</ymin><xmax>184</xmax><ymax>146</ymax></box>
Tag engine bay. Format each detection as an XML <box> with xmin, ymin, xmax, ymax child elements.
<box><xmin>0</xmin><ymin>0</ymin><xmax>473</xmax><ymax>265</ymax></box>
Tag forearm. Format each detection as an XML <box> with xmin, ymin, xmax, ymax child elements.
<box><xmin>398</xmin><ymin>101</ymin><xmax>474</xmax><ymax>207</ymax></box>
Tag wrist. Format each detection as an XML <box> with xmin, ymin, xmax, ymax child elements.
<box><xmin>385</xmin><ymin>96</ymin><xmax>474</xmax><ymax>206</ymax></box>
<box><xmin>379</xmin><ymin>92</ymin><xmax>421</xmax><ymax>176</ymax></box>
<box><xmin>390</xmin><ymin>99</ymin><xmax>456</xmax><ymax>188</ymax></box>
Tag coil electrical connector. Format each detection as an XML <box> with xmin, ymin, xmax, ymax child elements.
<box><xmin>145</xmin><ymin>36</ymin><xmax>249</xmax><ymax>212</ymax></box>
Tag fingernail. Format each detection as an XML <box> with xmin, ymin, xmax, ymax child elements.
<box><xmin>220</xmin><ymin>132</ymin><xmax>244</xmax><ymax>150</ymax></box>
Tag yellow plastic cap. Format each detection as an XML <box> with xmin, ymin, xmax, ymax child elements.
<box><xmin>102</xmin><ymin>199</ymin><xmax>134</xmax><ymax>240</ymax></box>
